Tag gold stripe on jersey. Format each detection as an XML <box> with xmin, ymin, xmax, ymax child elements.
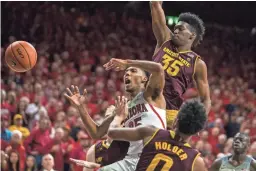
<box><xmin>170</xmin><ymin>130</ymin><xmax>176</xmax><ymax>139</ymax></box>
<box><xmin>191</xmin><ymin>153</ymin><xmax>201</xmax><ymax>171</ymax></box>
<box><xmin>170</xmin><ymin>130</ymin><xmax>191</xmax><ymax>148</ymax></box>
<box><xmin>178</xmin><ymin>50</ymin><xmax>192</xmax><ymax>54</ymax></box>
<box><xmin>192</xmin><ymin>56</ymin><xmax>201</xmax><ymax>80</ymax></box>
<box><xmin>102</xmin><ymin>140</ymin><xmax>110</xmax><ymax>149</ymax></box>
<box><xmin>144</xmin><ymin>128</ymin><xmax>160</xmax><ymax>147</ymax></box>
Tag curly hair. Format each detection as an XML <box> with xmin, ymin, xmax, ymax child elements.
<box><xmin>177</xmin><ymin>99</ymin><xmax>207</xmax><ymax>135</ymax></box>
<box><xmin>178</xmin><ymin>12</ymin><xmax>205</xmax><ymax>47</ymax></box>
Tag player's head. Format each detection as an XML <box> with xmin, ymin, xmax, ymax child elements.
<box><xmin>232</xmin><ymin>132</ymin><xmax>250</xmax><ymax>154</ymax></box>
<box><xmin>172</xmin><ymin>12</ymin><xmax>205</xmax><ymax>48</ymax></box>
<box><xmin>123</xmin><ymin>67</ymin><xmax>149</xmax><ymax>93</ymax></box>
<box><xmin>175</xmin><ymin>99</ymin><xmax>206</xmax><ymax>136</ymax></box>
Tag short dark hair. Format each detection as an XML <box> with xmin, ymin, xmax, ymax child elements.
<box><xmin>178</xmin><ymin>12</ymin><xmax>205</xmax><ymax>47</ymax></box>
<box><xmin>177</xmin><ymin>99</ymin><xmax>207</xmax><ymax>135</ymax></box>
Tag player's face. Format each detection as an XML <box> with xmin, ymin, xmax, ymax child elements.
<box><xmin>123</xmin><ymin>67</ymin><xmax>146</xmax><ymax>93</ymax></box>
<box><xmin>172</xmin><ymin>21</ymin><xmax>194</xmax><ymax>47</ymax></box>
<box><xmin>232</xmin><ymin>133</ymin><xmax>249</xmax><ymax>154</ymax></box>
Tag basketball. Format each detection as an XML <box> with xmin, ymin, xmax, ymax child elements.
<box><xmin>5</xmin><ymin>41</ymin><xmax>37</xmax><ymax>72</ymax></box>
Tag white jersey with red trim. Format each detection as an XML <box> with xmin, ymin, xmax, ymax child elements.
<box><xmin>123</xmin><ymin>92</ymin><xmax>166</xmax><ymax>157</ymax></box>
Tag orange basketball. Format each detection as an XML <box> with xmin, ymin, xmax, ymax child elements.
<box><xmin>5</xmin><ymin>41</ymin><xmax>37</xmax><ymax>72</ymax></box>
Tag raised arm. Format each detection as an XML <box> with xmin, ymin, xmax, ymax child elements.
<box><xmin>108</xmin><ymin>125</ymin><xmax>156</xmax><ymax>142</ymax></box>
<box><xmin>65</xmin><ymin>86</ymin><xmax>127</xmax><ymax>139</ymax></box>
<box><xmin>150</xmin><ymin>1</ymin><xmax>172</xmax><ymax>55</ymax></box>
<box><xmin>194</xmin><ymin>59</ymin><xmax>211</xmax><ymax>114</ymax></box>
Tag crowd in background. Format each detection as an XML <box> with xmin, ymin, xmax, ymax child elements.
<box><xmin>1</xmin><ymin>2</ymin><xmax>256</xmax><ymax>171</ymax></box>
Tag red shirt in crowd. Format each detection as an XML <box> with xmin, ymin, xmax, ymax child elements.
<box><xmin>23</xmin><ymin>128</ymin><xmax>52</xmax><ymax>154</ymax></box>
<box><xmin>70</xmin><ymin>142</ymin><xmax>88</xmax><ymax>171</ymax></box>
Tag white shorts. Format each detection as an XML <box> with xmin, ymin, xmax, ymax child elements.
<box><xmin>98</xmin><ymin>156</ymin><xmax>140</xmax><ymax>171</ymax></box>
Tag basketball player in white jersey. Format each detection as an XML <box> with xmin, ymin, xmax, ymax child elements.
<box><xmin>209</xmin><ymin>132</ymin><xmax>256</xmax><ymax>171</ymax></box>
<box><xmin>65</xmin><ymin>58</ymin><xmax>166</xmax><ymax>170</ymax></box>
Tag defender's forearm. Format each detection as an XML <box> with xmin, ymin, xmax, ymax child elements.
<box><xmin>126</xmin><ymin>60</ymin><xmax>163</xmax><ymax>74</ymax></box>
<box><xmin>77</xmin><ymin>105</ymin><xmax>115</xmax><ymax>139</ymax></box>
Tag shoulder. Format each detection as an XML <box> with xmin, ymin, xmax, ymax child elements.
<box><xmin>250</xmin><ymin>157</ymin><xmax>256</xmax><ymax>170</ymax></box>
<box><xmin>192</xmin><ymin>155</ymin><xmax>207</xmax><ymax>171</ymax></box>
<box><xmin>194</xmin><ymin>58</ymin><xmax>207</xmax><ymax>77</ymax></box>
<box><xmin>195</xmin><ymin>58</ymin><xmax>207</xmax><ymax>69</ymax></box>
<box><xmin>208</xmin><ymin>157</ymin><xmax>225</xmax><ymax>171</ymax></box>
<box><xmin>8</xmin><ymin>125</ymin><xmax>16</xmax><ymax>130</ymax></box>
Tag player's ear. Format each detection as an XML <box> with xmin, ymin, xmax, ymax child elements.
<box><xmin>190</xmin><ymin>32</ymin><xmax>196</xmax><ymax>40</ymax></box>
<box><xmin>141</xmin><ymin>76</ymin><xmax>148</xmax><ymax>83</ymax></box>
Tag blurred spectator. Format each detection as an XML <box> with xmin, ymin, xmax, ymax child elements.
<box><xmin>62</xmin><ymin>126</ymin><xmax>75</xmax><ymax>171</ymax></box>
<box><xmin>41</xmin><ymin>154</ymin><xmax>55</xmax><ymax>171</ymax></box>
<box><xmin>70</xmin><ymin>131</ymin><xmax>93</xmax><ymax>171</ymax></box>
<box><xmin>9</xmin><ymin>114</ymin><xmax>30</xmax><ymax>141</ymax></box>
<box><xmin>1</xmin><ymin>115</ymin><xmax>12</xmax><ymax>142</ymax></box>
<box><xmin>24</xmin><ymin>117</ymin><xmax>52</xmax><ymax>169</ymax></box>
<box><xmin>25</xmin><ymin>155</ymin><xmax>38</xmax><ymax>171</ymax></box>
<box><xmin>3</xmin><ymin>150</ymin><xmax>20</xmax><ymax>171</ymax></box>
<box><xmin>2</xmin><ymin>130</ymin><xmax>26</xmax><ymax>171</ymax></box>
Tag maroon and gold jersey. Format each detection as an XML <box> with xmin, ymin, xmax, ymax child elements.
<box><xmin>153</xmin><ymin>40</ymin><xmax>200</xmax><ymax>110</ymax></box>
<box><xmin>136</xmin><ymin>129</ymin><xmax>200</xmax><ymax>171</ymax></box>
<box><xmin>95</xmin><ymin>140</ymin><xmax>130</xmax><ymax>166</ymax></box>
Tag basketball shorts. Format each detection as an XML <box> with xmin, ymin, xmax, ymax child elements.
<box><xmin>166</xmin><ymin>110</ymin><xmax>179</xmax><ymax>128</ymax></box>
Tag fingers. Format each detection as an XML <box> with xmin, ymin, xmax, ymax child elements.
<box><xmin>64</xmin><ymin>93</ymin><xmax>71</xmax><ymax>100</ymax></box>
<box><xmin>83</xmin><ymin>89</ymin><xmax>87</xmax><ymax>96</ymax></box>
<box><xmin>66</xmin><ymin>88</ymin><xmax>73</xmax><ymax>96</ymax></box>
<box><xmin>75</xmin><ymin>86</ymin><xmax>80</xmax><ymax>94</ymax></box>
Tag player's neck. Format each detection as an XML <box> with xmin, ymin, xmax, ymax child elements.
<box><xmin>175</xmin><ymin>130</ymin><xmax>190</xmax><ymax>143</ymax></box>
<box><xmin>232</xmin><ymin>153</ymin><xmax>247</xmax><ymax>163</ymax></box>
<box><xmin>129</xmin><ymin>87</ymin><xmax>144</xmax><ymax>99</ymax></box>
<box><xmin>177</xmin><ymin>44</ymin><xmax>192</xmax><ymax>53</ymax></box>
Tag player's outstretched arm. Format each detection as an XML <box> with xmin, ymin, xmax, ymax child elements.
<box><xmin>108</xmin><ymin>125</ymin><xmax>156</xmax><ymax>142</ymax></box>
<box><xmin>251</xmin><ymin>158</ymin><xmax>256</xmax><ymax>171</ymax></box>
<box><xmin>194</xmin><ymin>59</ymin><xmax>211</xmax><ymax>115</ymax></box>
<box><xmin>192</xmin><ymin>156</ymin><xmax>208</xmax><ymax>171</ymax></box>
<box><xmin>65</xmin><ymin>85</ymin><xmax>127</xmax><ymax>139</ymax></box>
<box><xmin>208</xmin><ymin>158</ymin><xmax>222</xmax><ymax>171</ymax></box>
<box><xmin>150</xmin><ymin>1</ymin><xmax>172</xmax><ymax>55</ymax></box>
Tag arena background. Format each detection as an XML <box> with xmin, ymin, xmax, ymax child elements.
<box><xmin>1</xmin><ymin>1</ymin><xmax>256</xmax><ymax>171</ymax></box>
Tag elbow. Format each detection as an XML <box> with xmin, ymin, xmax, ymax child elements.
<box><xmin>107</xmin><ymin>129</ymin><xmax>115</xmax><ymax>139</ymax></box>
<box><xmin>155</xmin><ymin>63</ymin><xmax>164</xmax><ymax>73</ymax></box>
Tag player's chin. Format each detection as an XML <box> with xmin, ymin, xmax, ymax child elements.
<box><xmin>125</xmin><ymin>85</ymin><xmax>133</xmax><ymax>92</ymax></box>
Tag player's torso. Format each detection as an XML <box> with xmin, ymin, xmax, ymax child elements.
<box><xmin>153</xmin><ymin>40</ymin><xmax>199</xmax><ymax>110</ymax></box>
<box><xmin>136</xmin><ymin>129</ymin><xmax>199</xmax><ymax>171</ymax></box>
<box><xmin>219</xmin><ymin>155</ymin><xmax>253</xmax><ymax>171</ymax></box>
<box><xmin>123</xmin><ymin>92</ymin><xmax>167</xmax><ymax>156</ymax></box>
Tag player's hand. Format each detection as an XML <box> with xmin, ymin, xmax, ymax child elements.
<box><xmin>70</xmin><ymin>158</ymin><xmax>101</xmax><ymax>169</ymax></box>
<box><xmin>105</xmin><ymin>105</ymin><xmax>116</xmax><ymax>116</ymax></box>
<box><xmin>114</xmin><ymin>96</ymin><xmax>128</xmax><ymax>119</ymax></box>
<box><xmin>103</xmin><ymin>58</ymin><xmax>128</xmax><ymax>71</ymax></box>
<box><xmin>64</xmin><ymin>85</ymin><xmax>87</xmax><ymax>107</ymax></box>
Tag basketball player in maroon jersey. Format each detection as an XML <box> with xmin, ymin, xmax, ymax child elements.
<box><xmin>107</xmin><ymin>99</ymin><xmax>207</xmax><ymax>171</ymax></box>
<box><xmin>150</xmin><ymin>1</ymin><xmax>211</xmax><ymax>128</ymax></box>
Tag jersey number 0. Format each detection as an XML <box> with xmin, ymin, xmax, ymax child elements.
<box><xmin>146</xmin><ymin>153</ymin><xmax>173</xmax><ymax>171</ymax></box>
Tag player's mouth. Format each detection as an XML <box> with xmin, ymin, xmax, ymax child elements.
<box><xmin>125</xmin><ymin>79</ymin><xmax>131</xmax><ymax>85</ymax></box>
<box><xmin>233</xmin><ymin>143</ymin><xmax>241</xmax><ymax>148</ymax></box>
